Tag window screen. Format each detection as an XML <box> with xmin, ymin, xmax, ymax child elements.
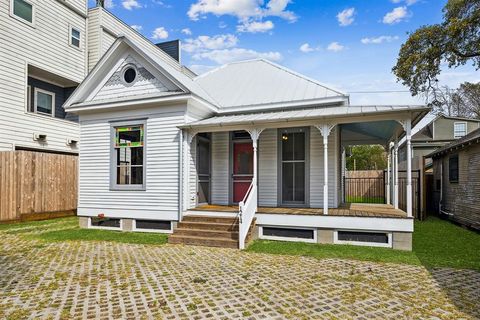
<box><xmin>91</xmin><ymin>217</ymin><xmax>120</xmax><ymax>228</ymax></box>
<box><xmin>135</xmin><ymin>220</ymin><xmax>171</xmax><ymax>230</ymax></box>
<box><xmin>449</xmin><ymin>155</ymin><xmax>459</xmax><ymax>182</ymax></box>
<box><xmin>337</xmin><ymin>231</ymin><xmax>388</xmax><ymax>244</ymax></box>
<box><xmin>263</xmin><ymin>227</ymin><xmax>314</xmax><ymax>239</ymax></box>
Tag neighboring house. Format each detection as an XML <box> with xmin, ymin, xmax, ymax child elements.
<box><xmin>64</xmin><ymin>30</ymin><xmax>430</xmax><ymax>250</ymax></box>
<box><xmin>430</xmin><ymin>128</ymin><xmax>480</xmax><ymax>230</ymax></box>
<box><xmin>0</xmin><ymin>0</ymin><xmax>180</xmax><ymax>154</ymax></box>
<box><xmin>398</xmin><ymin>114</ymin><xmax>480</xmax><ymax>217</ymax></box>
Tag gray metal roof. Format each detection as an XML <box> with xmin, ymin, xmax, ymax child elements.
<box><xmin>180</xmin><ymin>105</ymin><xmax>429</xmax><ymax>128</ymax></box>
<box><xmin>193</xmin><ymin>59</ymin><xmax>347</xmax><ymax>109</ymax></box>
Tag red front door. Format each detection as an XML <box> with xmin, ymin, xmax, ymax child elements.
<box><xmin>232</xmin><ymin>142</ymin><xmax>253</xmax><ymax>203</ymax></box>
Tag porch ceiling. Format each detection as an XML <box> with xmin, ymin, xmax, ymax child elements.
<box><xmin>341</xmin><ymin>120</ymin><xmax>400</xmax><ymax>146</ymax></box>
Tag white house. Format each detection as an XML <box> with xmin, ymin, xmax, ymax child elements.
<box><xmin>64</xmin><ymin>34</ymin><xmax>429</xmax><ymax>251</ymax></box>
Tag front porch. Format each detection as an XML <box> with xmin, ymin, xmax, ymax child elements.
<box><xmin>190</xmin><ymin>203</ymin><xmax>408</xmax><ymax>219</ymax></box>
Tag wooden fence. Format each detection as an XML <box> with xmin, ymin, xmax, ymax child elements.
<box><xmin>0</xmin><ymin>151</ymin><xmax>78</xmax><ymax>222</ymax></box>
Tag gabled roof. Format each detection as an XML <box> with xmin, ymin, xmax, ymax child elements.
<box><xmin>429</xmin><ymin>128</ymin><xmax>480</xmax><ymax>158</ymax></box>
<box><xmin>64</xmin><ymin>36</ymin><xmax>218</xmax><ymax>111</ymax></box>
<box><xmin>193</xmin><ymin>59</ymin><xmax>348</xmax><ymax>111</ymax></box>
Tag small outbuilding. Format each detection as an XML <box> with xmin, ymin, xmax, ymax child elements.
<box><xmin>429</xmin><ymin>128</ymin><xmax>480</xmax><ymax>230</ymax></box>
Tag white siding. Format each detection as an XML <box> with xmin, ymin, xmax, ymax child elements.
<box><xmin>211</xmin><ymin>132</ymin><xmax>229</xmax><ymax>205</ymax></box>
<box><xmin>78</xmin><ymin>105</ymin><xmax>186</xmax><ymax>220</ymax></box>
<box><xmin>0</xmin><ymin>0</ymin><xmax>85</xmax><ymax>152</ymax></box>
<box><xmin>258</xmin><ymin>129</ymin><xmax>277</xmax><ymax>206</ymax></box>
<box><xmin>310</xmin><ymin>126</ymin><xmax>338</xmax><ymax>208</ymax></box>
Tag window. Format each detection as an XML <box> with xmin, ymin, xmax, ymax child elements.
<box><xmin>260</xmin><ymin>226</ymin><xmax>317</xmax><ymax>243</ymax></box>
<box><xmin>134</xmin><ymin>220</ymin><xmax>172</xmax><ymax>233</ymax></box>
<box><xmin>449</xmin><ymin>155</ymin><xmax>459</xmax><ymax>183</ymax></box>
<box><xmin>34</xmin><ymin>88</ymin><xmax>55</xmax><ymax>116</ymax></box>
<box><xmin>454</xmin><ymin>122</ymin><xmax>467</xmax><ymax>139</ymax></box>
<box><xmin>11</xmin><ymin>0</ymin><xmax>33</xmax><ymax>24</ymax></box>
<box><xmin>90</xmin><ymin>217</ymin><xmax>121</xmax><ymax>229</ymax></box>
<box><xmin>112</xmin><ymin>123</ymin><xmax>146</xmax><ymax>190</ymax></box>
<box><xmin>334</xmin><ymin>230</ymin><xmax>392</xmax><ymax>248</ymax></box>
<box><xmin>122</xmin><ymin>65</ymin><xmax>137</xmax><ymax>84</ymax></box>
<box><xmin>70</xmin><ymin>27</ymin><xmax>81</xmax><ymax>48</ymax></box>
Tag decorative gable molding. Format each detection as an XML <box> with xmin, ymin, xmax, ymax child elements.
<box><xmin>92</xmin><ymin>55</ymin><xmax>181</xmax><ymax>102</ymax></box>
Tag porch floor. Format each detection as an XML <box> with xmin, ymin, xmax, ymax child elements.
<box><xmin>190</xmin><ymin>203</ymin><xmax>409</xmax><ymax>219</ymax></box>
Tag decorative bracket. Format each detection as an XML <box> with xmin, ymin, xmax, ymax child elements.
<box><xmin>246</xmin><ymin>128</ymin><xmax>265</xmax><ymax>142</ymax></box>
<box><xmin>183</xmin><ymin>129</ymin><xmax>198</xmax><ymax>144</ymax></box>
<box><xmin>315</xmin><ymin>123</ymin><xmax>336</xmax><ymax>141</ymax></box>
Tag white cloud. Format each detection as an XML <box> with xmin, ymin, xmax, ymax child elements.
<box><xmin>391</xmin><ymin>0</ymin><xmax>418</xmax><ymax>5</ymax></box>
<box><xmin>187</xmin><ymin>0</ymin><xmax>297</xmax><ymax>33</ymax></box>
<box><xmin>383</xmin><ymin>6</ymin><xmax>409</xmax><ymax>24</ymax></box>
<box><xmin>237</xmin><ymin>20</ymin><xmax>274</xmax><ymax>33</ymax></box>
<box><xmin>104</xmin><ymin>0</ymin><xmax>115</xmax><ymax>8</ymax></box>
<box><xmin>183</xmin><ymin>34</ymin><xmax>238</xmax><ymax>53</ymax></box>
<box><xmin>192</xmin><ymin>48</ymin><xmax>282</xmax><ymax>64</ymax></box>
<box><xmin>181</xmin><ymin>28</ymin><xmax>192</xmax><ymax>35</ymax></box>
<box><xmin>151</xmin><ymin>27</ymin><xmax>169</xmax><ymax>40</ymax></box>
<box><xmin>130</xmin><ymin>25</ymin><xmax>143</xmax><ymax>31</ymax></box>
<box><xmin>299</xmin><ymin>43</ymin><xmax>319</xmax><ymax>53</ymax></box>
<box><xmin>337</xmin><ymin>7</ymin><xmax>355</xmax><ymax>26</ymax></box>
<box><xmin>122</xmin><ymin>0</ymin><xmax>142</xmax><ymax>10</ymax></box>
<box><xmin>327</xmin><ymin>42</ymin><xmax>344</xmax><ymax>52</ymax></box>
<box><xmin>361</xmin><ymin>35</ymin><xmax>399</xmax><ymax>44</ymax></box>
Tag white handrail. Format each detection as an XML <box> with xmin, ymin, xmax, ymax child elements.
<box><xmin>238</xmin><ymin>179</ymin><xmax>257</xmax><ymax>250</ymax></box>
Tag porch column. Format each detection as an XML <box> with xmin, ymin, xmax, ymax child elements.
<box><xmin>341</xmin><ymin>147</ymin><xmax>346</xmax><ymax>203</ymax></box>
<box><xmin>247</xmin><ymin>128</ymin><xmax>264</xmax><ymax>186</ymax></box>
<box><xmin>386</xmin><ymin>144</ymin><xmax>391</xmax><ymax>205</ymax></box>
<box><xmin>394</xmin><ymin>138</ymin><xmax>399</xmax><ymax>209</ymax></box>
<box><xmin>316</xmin><ymin>124</ymin><xmax>335</xmax><ymax>215</ymax></box>
<box><xmin>183</xmin><ymin>130</ymin><xmax>196</xmax><ymax>212</ymax></box>
<box><xmin>405</xmin><ymin>119</ymin><xmax>413</xmax><ymax>217</ymax></box>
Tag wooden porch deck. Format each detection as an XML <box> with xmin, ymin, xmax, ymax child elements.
<box><xmin>190</xmin><ymin>203</ymin><xmax>409</xmax><ymax>219</ymax></box>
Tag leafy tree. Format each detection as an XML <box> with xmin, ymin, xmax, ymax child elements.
<box><xmin>393</xmin><ymin>0</ymin><xmax>480</xmax><ymax>103</ymax></box>
<box><xmin>346</xmin><ymin>145</ymin><xmax>387</xmax><ymax>171</ymax></box>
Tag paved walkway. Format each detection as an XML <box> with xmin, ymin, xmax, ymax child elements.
<box><xmin>0</xmin><ymin>222</ymin><xmax>479</xmax><ymax>319</ymax></box>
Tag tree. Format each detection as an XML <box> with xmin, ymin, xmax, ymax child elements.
<box><xmin>393</xmin><ymin>0</ymin><xmax>480</xmax><ymax>101</ymax></box>
<box><xmin>452</xmin><ymin>82</ymin><xmax>480</xmax><ymax>118</ymax></box>
<box><xmin>346</xmin><ymin>145</ymin><xmax>387</xmax><ymax>171</ymax></box>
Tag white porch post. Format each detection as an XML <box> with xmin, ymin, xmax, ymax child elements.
<box><xmin>341</xmin><ymin>147</ymin><xmax>346</xmax><ymax>203</ymax></box>
<box><xmin>183</xmin><ymin>130</ymin><xmax>196</xmax><ymax>213</ymax></box>
<box><xmin>386</xmin><ymin>145</ymin><xmax>391</xmax><ymax>205</ymax></box>
<box><xmin>316</xmin><ymin>124</ymin><xmax>335</xmax><ymax>215</ymax></box>
<box><xmin>394</xmin><ymin>138</ymin><xmax>399</xmax><ymax>209</ymax></box>
<box><xmin>406</xmin><ymin>119</ymin><xmax>413</xmax><ymax>217</ymax></box>
<box><xmin>247</xmin><ymin>128</ymin><xmax>264</xmax><ymax>187</ymax></box>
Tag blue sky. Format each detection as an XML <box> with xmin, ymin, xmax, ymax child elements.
<box><xmin>89</xmin><ymin>0</ymin><xmax>479</xmax><ymax>104</ymax></box>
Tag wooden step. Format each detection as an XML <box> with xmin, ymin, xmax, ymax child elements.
<box><xmin>168</xmin><ymin>234</ymin><xmax>239</xmax><ymax>249</ymax></box>
<box><xmin>182</xmin><ymin>215</ymin><xmax>239</xmax><ymax>224</ymax></box>
<box><xmin>177</xmin><ymin>221</ymin><xmax>239</xmax><ymax>231</ymax></box>
<box><xmin>173</xmin><ymin>228</ymin><xmax>239</xmax><ymax>239</ymax></box>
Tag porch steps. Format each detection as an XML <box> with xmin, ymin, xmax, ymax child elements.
<box><xmin>168</xmin><ymin>215</ymin><xmax>255</xmax><ymax>249</ymax></box>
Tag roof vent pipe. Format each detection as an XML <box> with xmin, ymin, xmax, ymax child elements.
<box><xmin>96</xmin><ymin>0</ymin><xmax>105</xmax><ymax>7</ymax></box>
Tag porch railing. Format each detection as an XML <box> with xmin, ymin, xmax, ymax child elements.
<box><xmin>238</xmin><ymin>179</ymin><xmax>257</xmax><ymax>250</ymax></box>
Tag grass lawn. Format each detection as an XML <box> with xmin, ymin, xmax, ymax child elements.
<box><xmin>1</xmin><ymin>217</ymin><xmax>168</xmax><ymax>245</ymax></box>
<box><xmin>247</xmin><ymin>216</ymin><xmax>480</xmax><ymax>271</ymax></box>
<box><xmin>345</xmin><ymin>196</ymin><xmax>385</xmax><ymax>204</ymax></box>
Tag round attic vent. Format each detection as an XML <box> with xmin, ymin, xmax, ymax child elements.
<box><xmin>122</xmin><ymin>65</ymin><xmax>137</xmax><ymax>85</ymax></box>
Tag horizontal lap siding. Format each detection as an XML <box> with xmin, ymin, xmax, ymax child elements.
<box><xmin>310</xmin><ymin>127</ymin><xmax>338</xmax><ymax>208</ymax></box>
<box><xmin>211</xmin><ymin>132</ymin><xmax>229</xmax><ymax>205</ymax></box>
<box><xmin>78</xmin><ymin>108</ymin><xmax>184</xmax><ymax>218</ymax></box>
<box><xmin>258</xmin><ymin>129</ymin><xmax>277</xmax><ymax>206</ymax></box>
<box><xmin>0</xmin><ymin>0</ymin><xmax>84</xmax><ymax>152</ymax></box>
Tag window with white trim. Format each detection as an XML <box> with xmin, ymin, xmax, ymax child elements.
<box><xmin>112</xmin><ymin>123</ymin><xmax>146</xmax><ymax>190</ymax></box>
<box><xmin>454</xmin><ymin>122</ymin><xmax>467</xmax><ymax>139</ymax></box>
<box><xmin>11</xmin><ymin>0</ymin><xmax>33</xmax><ymax>24</ymax></box>
<box><xmin>34</xmin><ymin>88</ymin><xmax>55</xmax><ymax>116</ymax></box>
<box><xmin>70</xmin><ymin>27</ymin><xmax>81</xmax><ymax>48</ymax></box>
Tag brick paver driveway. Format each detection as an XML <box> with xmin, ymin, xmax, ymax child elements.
<box><xmin>0</xmin><ymin>220</ymin><xmax>479</xmax><ymax>319</ymax></box>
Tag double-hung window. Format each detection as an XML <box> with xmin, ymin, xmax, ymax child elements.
<box><xmin>449</xmin><ymin>155</ymin><xmax>459</xmax><ymax>183</ymax></box>
<box><xmin>11</xmin><ymin>0</ymin><xmax>33</xmax><ymax>24</ymax></box>
<box><xmin>454</xmin><ymin>122</ymin><xmax>467</xmax><ymax>139</ymax></box>
<box><xmin>112</xmin><ymin>123</ymin><xmax>146</xmax><ymax>190</ymax></box>
<box><xmin>70</xmin><ymin>27</ymin><xmax>81</xmax><ymax>48</ymax></box>
<box><xmin>34</xmin><ymin>88</ymin><xmax>55</xmax><ymax>116</ymax></box>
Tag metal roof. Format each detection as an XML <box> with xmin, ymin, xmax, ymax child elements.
<box><xmin>180</xmin><ymin>105</ymin><xmax>429</xmax><ymax>129</ymax></box>
<box><xmin>193</xmin><ymin>59</ymin><xmax>348</xmax><ymax>109</ymax></box>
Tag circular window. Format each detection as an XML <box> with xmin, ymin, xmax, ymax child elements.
<box><xmin>123</xmin><ymin>66</ymin><xmax>137</xmax><ymax>84</ymax></box>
